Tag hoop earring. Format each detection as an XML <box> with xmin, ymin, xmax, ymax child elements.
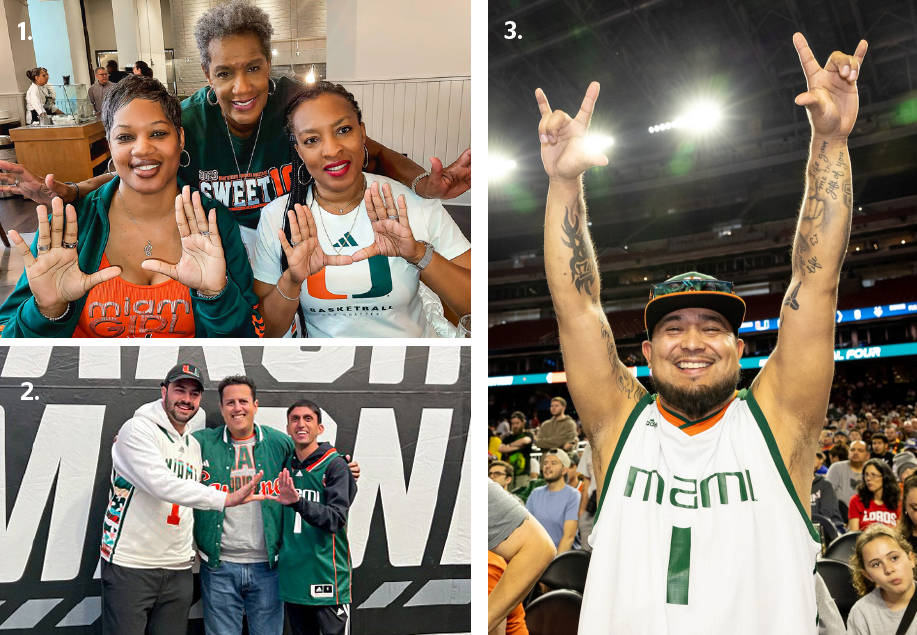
<box><xmin>297</xmin><ymin>164</ymin><xmax>313</xmax><ymax>186</ymax></box>
<box><xmin>268</xmin><ymin>78</ymin><xmax>276</xmax><ymax>96</ymax></box>
<box><xmin>363</xmin><ymin>145</ymin><xmax>369</xmax><ymax>169</ymax></box>
<box><xmin>107</xmin><ymin>158</ymin><xmax>116</xmax><ymax>175</ymax></box>
<box><xmin>179</xmin><ymin>149</ymin><xmax>191</xmax><ymax>168</ymax></box>
<box><xmin>207</xmin><ymin>87</ymin><xmax>218</xmax><ymax>106</ymax></box>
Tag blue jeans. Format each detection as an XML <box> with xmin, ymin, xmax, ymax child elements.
<box><xmin>200</xmin><ymin>561</ymin><xmax>283</xmax><ymax>635</ymax></box>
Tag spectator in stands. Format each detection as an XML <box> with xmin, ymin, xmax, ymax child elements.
<box><xmin>498</xmin><ymin>412</ymin><xmax>535</xmax><ymax>490</ymax></box>
<box><xmin>495</xmin><ymin>418</ymin><xmax>510</xmax><ymax>436</ymax></box>
<box><xmin>489</xmin><ymin>460</ymin><xmax>515</xmax><ymax>492</ymax></box>
<box><xmin>811</xmin><ymin>454</ymin><xmax>845</xmax><ymax>535</ymax></box>
<box><xmin>886</xmin><ymin>426</ymin><xmax>902</xmax><ymax>453</ymax></box>
<box><xmin>829</xmin><ymin>443</ymin><xmax>848</xmax><ymax>467</ymax></box>
<box><xmin>834</xmin><ymin>430</ymin><xmax>849</xmax><ymax>449</ymax></box>
<box><xmin>844</xmin><ymin>408</ymin><xmax>858</xmax><ymax>429</ymax></box>
<box><xmin>819</xmin><ymin>429</ymin><xmax>834</xmax><ymax>455</ymax></box>
<box><xmin>905</xmin><ymin>438</ymin><xmax>917</xmax><ymax>457</ymax></box>
<box><xmin>896</xmin><ymin>454</ymin><xmax>917</xmax><ymax>486</ymax></box>
<box><xmin>525</xmin><ymin>449</ymin><xmax>579</xmax><ymax>554</ymax></box>
<box><xmin>849</xmin><ymin>459</ymin><xmax>900</xmax><ymax>531</ymax></box>
<box><xmin>827</xmin><ymin>440</ymin><xmax>868</xmax><ymax>510</ymax></box>
<box><xmin>850</xmin><ymin>429</ymin><xmax>863</xmax><ymax>442</ymax></box>
<box><xmin>905</xmin><ymin>420</ymin><xmax>916</xmax><ymax>440</ymax></box>
<box><xmin>487</xmin><ymin>552</ymin><xmax>529</xmax><ymax>635</ymax></box>
<box><xmin>815</xmin><ymin>451</ymin><xmax>828</xmax><ymax>475</ymax></box>
<box><xmin>488</xmin><ymin>480</ymin><xmax>555</xmax><ymax>633</ymax></box>
<box><xmin>872</xmin><ymin>433</ymin><xmax>895</xmax><ymax>468</ymax></box>
<box><xmin>899</xmin><ymin>475</ymin><xmax>917</xmax><ymax>554</ymax></box>
<box><xmin>489</xmin><ymin>427</ymin><xmax>503</xmax><ymax>461</ymax></box>
<box><xmin>533</xmin><ymin>397</ymin><xmax>577</xmax><ymax>451</ymax></box>
<box><xmin>565</xmin><ymin>452</ymin><xmax>581</xmax><ymax>490</ymax></box>
<box><xmin>577</xmin><ymin>442</ymin><xmax>596</xmax><ymax>553</ymax></box>
<box><xmin>847</xmin><ymin>524</ymin><xmax>917</xmax><ymax>635</ymax></box>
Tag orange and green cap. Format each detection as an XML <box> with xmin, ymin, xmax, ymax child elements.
<box><xmin>644</xmin><ymin>272</ymin><xmax>746</xmax><ymax>338</ymax></box>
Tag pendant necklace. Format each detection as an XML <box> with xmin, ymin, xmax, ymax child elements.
<box><xmin>118</xmin><ymin>190</ymin><xmax>174</xmax><ymax>257</ymax></box>
<box><xmin>310</xmin><ymin>177</ymin><xmax>367</xmax><ymax>256</ymax></box>
<box><xmin>223</xmin><ymin>111</ymin><xmax>263</xmax><ymax>176</ymax></box>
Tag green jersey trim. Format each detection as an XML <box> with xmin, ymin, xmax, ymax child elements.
<box><xmin>740</xmin><ymin>388</ymin><xmax>820</xmax><ymax>543</ymax></box>
<box><xmin>594</xmin><ymin>392</ymin><xmax>655</xmax><ymax>524</ymax></box>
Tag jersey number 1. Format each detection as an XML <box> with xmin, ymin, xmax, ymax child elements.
<box><xmin>167</xmin><ymin>504</ymin><xmax>181</xmax><ymax>525</ymax></box>
<box><xmin>666</xmin><ymin>526</ymin><xmax>691</xmax><ymax>605</ymax></box>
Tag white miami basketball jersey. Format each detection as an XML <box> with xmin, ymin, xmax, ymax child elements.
<box><xmin>579</xmin><ymin>389</ymin><xmax>820</xmax><ymax>635</ymax></box>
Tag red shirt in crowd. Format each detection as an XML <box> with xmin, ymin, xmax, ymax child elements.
<box><xmin>848</xmin><ymin>494</ymin><xmax>900</xmax><ymax>530</ymax></box>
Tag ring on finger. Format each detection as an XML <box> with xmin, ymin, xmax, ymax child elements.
<box><xmin>61</xmin><ymin>240</ymin><xmax>78</xmax><ymax>249</ymax></box>
<box><xmin>200</xmin><ymin>231</ymin><xmax>211</xmax><ymax>237</ymax></box>
<box><xmin>387</xmin><ymin>214</ymin><xmax>399</xmax><ymax>220</ymax></box>
<box><xmin>37</xmin><ymin>244</ymin><xmax>51</xmax><ymax>254</ymax></box>
<box><xmin>290</xmin><ymin>240</ymin><xmax>303</xmax><ymax>247</ymax></box>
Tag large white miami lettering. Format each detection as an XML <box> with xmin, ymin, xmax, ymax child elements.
<box><xmin>349</xmin><ymin>408</ymin><xmax>454</xmax><ymax>567</ymax></box>
<box><xmin>0</xmin><ymin>404</ymin><xmax>104</xmax><ymax>582</ymax></box>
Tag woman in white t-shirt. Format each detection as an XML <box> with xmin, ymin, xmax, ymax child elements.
<box><xmin>252</xmin><ymin>82</ymin><xmax>471</xmax><ymax>337</ymax></box>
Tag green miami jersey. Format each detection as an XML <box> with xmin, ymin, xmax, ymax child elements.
<box><xmin>180</xmin><ymin>77</ymin><xmax>304</xmax><ymax>229</ymax></box>
<box><xmin>280</xmin><ymin>444</ymin><xmax>354</xmax><ymax>606</ymax></box>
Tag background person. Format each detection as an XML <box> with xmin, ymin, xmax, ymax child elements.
<box><xmin>498</xmin><ymin>412</ymin><xmax>535</xmax><ymax>490</ymax></box>
<box><xmin>24</xmin><ymin>67</ymin><xmax>62</xmax><ymax>124</ymax></box>
<box><xmin>847</xmin><ymin>524</ymin><xmax>917</xmax><ymax>635</ymax></box>
<box><xmin>489</xmin><ymin>460</ymin><xmax>515</xmax><ymax>492</ymax></box>
<box><xmin>524</xmin><ymin>449</ymin><xmax>579</xmax><ymax>554</ymax></box>
<box><xmin>88</xmin><ymin>67</ymin><xmax>114</xmax><ymax>116</ymax></box>
<box><xmin>133</xmin><ymin>60</ymin><xmax>154</xmax><ymax>77</ymax></box>
<box><xmin>827</xmin><ymin>439</ymin><xmax>868</xmax><ymax>511</ymax></box>
<box><xmin>849</xmin><ymin>458</ymin><xmax>901</xmax><ymax>531</ymax></box>
<box><xmin>252</xmin><ymin>82</ymin><xmax>471</xmax><ymax>338</ymax></box>
<box><xmin>533</xmin><ymin>397</ymin><xmax>577</xmax><ymax>451</ymax></box>
<box><xmin>106</xmin><ymin>59</ymin><xmax>129</xmax><ymax>83</ymax></box>
<box><xmin>900</xmin><ymin>475</ymin><xmax>917</xmax><ymax>553</ymax></box>
<box><xmin>0</xmin><ymin>76</ymin><xmax>262</xmax><ymax>338</ymax></box>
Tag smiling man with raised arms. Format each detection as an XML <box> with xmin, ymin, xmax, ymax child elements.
<box><xmin>536</xmin><ymin>33</ymin><xmax>867</xmax><ymax>633</ymax></box>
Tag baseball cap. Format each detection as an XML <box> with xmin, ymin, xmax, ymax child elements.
<box><xmin>645</xmin><ymin>272</ymin><xmax>746</xmax><ymax>338</ymax></box>
<box><xmin>544</xmin><ymin>448</ymin><xmax>571</xmax><ymax>469</ymax></box>
<box><xmin>163</xmin><ymin>363</ymin><xmax>204</xmax><ymax>390</ymax></box>
<box><xmin>906</xmin><ymin>437</ymin><xmax>917</xmax><ymax>450</ymax></box>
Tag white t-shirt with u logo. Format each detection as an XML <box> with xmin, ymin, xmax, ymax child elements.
<box><xmin>253</xmin><ymin>173</ymin><xmax>470</xmax><ymax>338</ymax></box>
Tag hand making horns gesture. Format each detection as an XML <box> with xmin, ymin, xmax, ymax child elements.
<box><xmin>793</xmin><ymin>33</ymin><xmax>868</xmax><ymax>139</ymax></box>
<box><xmin>535</xmin><ymin>81</ymin><xmax>609</xmax><ymax>183</ymax></box>
<box><xmin>279</xmin><ymin>202</ymin><xmax>354</xmax><ymax>285</ymax></box>
<box><xmin>8</xmin><ymin>197</ymin><xmax>122</xmax><ymax>319</ymax></box>
<box><xmin>352</xmin><ymin>181</ymin><xmax>424</xmax><ymax>263</ymax></box>
<box><xmin>141</xmin><ymin>186</ymin><xmax>228</xmax><ymax>296</ymax></box>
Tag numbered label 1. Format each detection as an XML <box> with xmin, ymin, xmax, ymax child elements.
<box><xmin>18</xmin><ymin>22</ymin><xmax>30</xmax><ymax>41</ymax></box>
<box><xmin>505</xmin><ymin>21</ymin><xmax>520</xmax><ymax>39</ymax></box>
<box><xmin>21</xmin><ymin>382</ymin><xmax>37</xmax><ymax>401</ymax></box>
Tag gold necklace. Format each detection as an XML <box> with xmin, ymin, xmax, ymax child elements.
<box><xmin>118</xmin><ymin>190</ymin><xmax>174</xmax><ymax>257</ymax></box>
<box><xmin>310</xmin><ymin>177</ymin><xmax>366</xmax><ymax>256</ymax></box>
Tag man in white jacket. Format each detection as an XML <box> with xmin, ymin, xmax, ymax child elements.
<box><xmin>99</xmin><ymin>363</ymin><xmax>267</xmax><ymax>635</ymax></box>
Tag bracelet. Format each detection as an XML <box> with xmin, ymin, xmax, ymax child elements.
<box><xmin>37</xmin><ymin>301</ymin><xmax>73</xmax><ymax>322</ymax></box>
<box><xmin>64</xmin><ymin>182</ymin><xmax>80</xmax><ymax>202</ymax></box>
<box><xmin>276</xmin><ymin>282</ymin><xmax>300</xmax><ymax>302</ymax></box>
<box><xmin>408</xmin><ymin>240</ymin><xmax>435</xmax><ymax>271</ymax></box>
<box><xmin>411</xmin><ymin>171</ymin><xmax>431</xmax><ymax>197</ymax></box>
<box><xmin>192</xmin><ymin>274</ymin><xmax>229</xmax><ymax>300</ymax></box>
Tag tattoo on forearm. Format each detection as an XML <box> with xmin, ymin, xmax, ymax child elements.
<box><xmin>784</xmin><ymin>281</ymin><xmax>801</xmax><ymax>311</ymax></box>
<box><xmin>616</xmin><ymin>368</ymin><xmax>646</xmax><ymax>403</ymax></box>
<box><xmin>600</xmin><ymin>324</ymin><xmax>615</xmax><ymax>365</ymax></box>
<box><xmin>560</xmin><ymin>203</ymin><xmax>597</xmax><ymax>296</ymax></box>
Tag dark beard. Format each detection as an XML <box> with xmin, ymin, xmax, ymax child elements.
<box><xmin>653</xmin><ymin>367</ymin><xmax>742</xmax><ymax>420</ymax></box>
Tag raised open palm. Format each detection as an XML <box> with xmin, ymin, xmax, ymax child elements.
<box><xmin>352</xmin><ymin>182</ymin><xmax>422</xmax><ymax>263</ymax></box>
<box><xmin>141</xmin><ymin>186</ymin><xmax>227</xmax><ymax>296</ymax></box>
<box><xmin>8</xmin><ymin>197</ymin><xmax>122</xmax><ymax>318</ymax></box>
<box><xmin>280</xmin><ymin>202</ymin><xmax>353</xmax><ymax>285</ymax></box>
<box><xmin>793</xmin><ymin>33</ymin><xmax>868</xmax><ymax>139</ymax></box>
<box><xmin>535</xmin><ymin>82</ymin><xmax>609</xmax><ymax>183</ymax></box>
<box><xmin>0</xmin><ymin>160</ymin><xmax>76</xmax><ymax>205</ymax></box>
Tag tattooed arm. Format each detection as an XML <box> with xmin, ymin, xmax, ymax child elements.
<box><xmin>537</xmin><ymin>83</ymin><xmax>647</xmax><ymax>478</ymax></box>
<box><xmin>753</xmin><ymin>34</ymin><xmax>867</xmax><ymax>505</ymax></box>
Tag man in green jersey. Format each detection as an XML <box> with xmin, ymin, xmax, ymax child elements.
<box><xmin>277</xmin><ymin>399</ymin><xmax>357</xmax><ymax>635</ymax></box>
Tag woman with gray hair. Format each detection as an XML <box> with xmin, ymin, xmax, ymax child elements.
<box><xmin>0</xmin><ymin>75</ymin><xmax>262</xmax><ymax>337</ymax></box>
<box><xmin>0</xmin><ymin>0</ymin><xmax>471</xmax><ymax>236</ymax></box>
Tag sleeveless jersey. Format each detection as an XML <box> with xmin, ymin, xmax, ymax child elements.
<box><xmin>580</xmin><ymin>389</ymin><xmax>820</xmax><ymax>635</ymax></box>
<box><xmin>279</xmin><ymin>447</ymin><xmax>352</xmax><ymax>605</ymax></box>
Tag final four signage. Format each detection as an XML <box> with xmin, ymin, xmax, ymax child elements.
<box><xmin>0</xmin><ymin>346</ymin><xmax>470</xmax><ymax>635</ymax></box>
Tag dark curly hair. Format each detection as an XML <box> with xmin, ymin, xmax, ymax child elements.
<box><xmin>857</xmin><ymin>458</ymin><xmax>899</xmax><ymax>511</ymax></box>
<box><xmin>101</xmin><ymin>75</ymin><xmax>182</xmax><ymax>140</ymax></box>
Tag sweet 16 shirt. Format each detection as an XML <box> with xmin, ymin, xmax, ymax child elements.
<box><xmin>252</xmin><ymin>173</ymin><xmax>470</xmax><ymax>338</ymax></box>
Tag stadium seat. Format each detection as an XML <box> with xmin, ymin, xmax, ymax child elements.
<box><xmin>838</xmin><ymin>500</ymin><xmax>848</xmax><ymax>521</ymax></box>
<box><xmin>539</xmin><ymin>550</ymin><xmax>591</xmax><ymax>595</ymax></box>
<box><xmin>817</xmin><ymin>559</ymin><xmax>859</xmax><ymax>625</ymax></box>
<box><xmin>812</xmin><ymin>513</ymin><xmax>839</xmax><ymax>545</ymax></box>
<box><xmin>823</xmin><ymin>531</ymin><xmax>860</xmax><ymax>564</ymax></box>
<box><xmin>524</xmin><ymin>589</ymin><xmax>582</xmax><ymax>635</ymax></box>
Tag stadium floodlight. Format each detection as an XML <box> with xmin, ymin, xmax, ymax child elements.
<box><xmin>305</xmin><ymin>65</ymin><xmax>316</xmax><ymax>84</ymax></box>
<box><xmin>676</xmin><ymin>101</ymin><xmax>722</xmax><ymax>132</ymax></box>
<box><xmin>584</xmin><ymin>134</ymin><xmax>614</xmax><ymax>154</ymax></box>
<box><xmin>488</xmin><ymin>155</ymin><xmax>517</xmax><ymax>181</ymax></box>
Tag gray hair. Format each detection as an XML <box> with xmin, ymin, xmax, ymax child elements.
<box><xmin>194</xmin><ymin>0</ymin><xmax>274</xmax><ymax>71</ymax></box>
<box><xmin>101</xmin><ymin>75</ymin><xmax>183</xmax><ymax>139</ymax></box>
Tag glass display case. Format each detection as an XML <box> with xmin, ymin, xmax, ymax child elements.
<box><xmin>47</xmin><ymin>84</ymin><xmax>96</xmax><ymax>125</ymax></box>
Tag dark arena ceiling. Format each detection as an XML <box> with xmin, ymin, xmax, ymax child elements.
<box><xmin>488</xmin><ymin>0</ymin><xmax>917</xmax><ymax>276</ymax></box>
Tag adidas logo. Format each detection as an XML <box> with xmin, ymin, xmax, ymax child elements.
<box><xmin>295</xmin><ymin>470</ymin><xmax>303</xmax><ymax>477</ymax></box>
<box><xmin>332</xmin><ymin>232</ymin><xmax>358</xmax><ymax>249</ymax></box>
<box><xmin>203</xmin><ymin>460</ymin><xmax>210</xmax><ymax>467</ymax></box>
